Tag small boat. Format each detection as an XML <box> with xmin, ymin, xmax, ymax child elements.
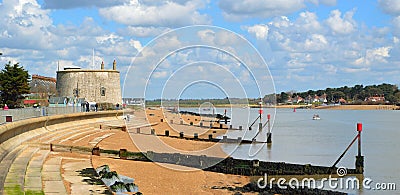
<box><xmin>312</xmin><ymin>114</ymin><xmax>321</xmax><ymax>120</ymax></box>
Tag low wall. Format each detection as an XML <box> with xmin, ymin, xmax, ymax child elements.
<box><xmin>0</xmin><ymin>110</ymin><xmax>125</xmax><ymax>144</ymax></box>
<box><xmin>0</xmin><ymin>107</ymin><xmax>86</xmax><ymax>124</ymax></box>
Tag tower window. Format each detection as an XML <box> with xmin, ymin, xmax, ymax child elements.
<box><xmin>101</xmin><ymin>87</ymin><xmax>106</xmax><ymax>96</ymax></box>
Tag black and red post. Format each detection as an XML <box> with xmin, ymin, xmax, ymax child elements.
<box><xmin>266</xmin><ymin>114</ymin><xmax>272</xmax><ymax>144</ymax></box>
<box><xmin>356</xmin><ymin>123</ymin><xmax>364</xmax><ymax>174</ymax></box>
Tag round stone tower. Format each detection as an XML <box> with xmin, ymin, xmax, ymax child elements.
<box><xmin>56</xmin><ymin>60</ymin><xmax>122</xmax><ymax>104</ymax></box>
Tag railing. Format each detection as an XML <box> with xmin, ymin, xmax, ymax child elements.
<box><xmin>0</xmin><ymin>106</ymin><xmax>84</xmax><ymax>124</ymax></box>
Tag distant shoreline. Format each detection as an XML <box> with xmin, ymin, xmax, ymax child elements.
<box><xmin>275</xmin><ymin>104</ymin><xmax>399</xmax><ymax>110</ymax></box>
<box><xmin>145</xmin><ymin>104</ymin><xmax>399</xmax><ymax>110</ymax></box>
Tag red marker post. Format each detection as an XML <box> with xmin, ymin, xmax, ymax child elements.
<box><xmin>266</xmin><ymin>114</ymin><xmax>272</xmax><ymax>144</ymax></box>
<box><xmin>356</xmin><ymin>122</ymin><xmax>364</xmax><ymax>174</ymax></box>
<box><xmin>357</xmin><ymin>123</ymin><xmax>362</xmax><ymax>156</ymax></box>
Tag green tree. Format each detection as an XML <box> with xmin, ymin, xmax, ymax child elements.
<box><xmin>0</xmin><ymin>62</ymin><xmax>30</xmax><ymax>108</ymax></box>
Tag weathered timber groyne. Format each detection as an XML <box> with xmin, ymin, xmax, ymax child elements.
<box><xmin>144</xmin><ymin>151</ymin><xmax>358</xmax><ymax>175</ymax></box>
<box><xmin>51</xmin><ymin>144</ymin><xmax>358</xmax><ymax>176</ymax></box>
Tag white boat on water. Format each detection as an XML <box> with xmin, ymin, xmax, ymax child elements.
<box><xmin>313</xmin><ymin>114</ymin><xmax>321</xmax><ymax>120</ymax></box>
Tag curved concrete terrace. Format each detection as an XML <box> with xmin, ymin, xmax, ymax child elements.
<box><xmin>0</xmin><ymin>110</ymin><xmax>129</xmax><ymax>194</ymax></box>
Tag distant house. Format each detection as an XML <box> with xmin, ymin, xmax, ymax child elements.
<box><xmin>286</xmin><ymin>96</ymin><xmax>293</xmax><ymax>104</ymax></box>
<box><xmin>365</xmin><ymin>95</ymin><xmax>385</xmax><ymax>102</ymax></box>
<box><xmin>319</xmin><ymin>93</ymin><xmax>328</xmax><ymax>103</ymax></box>
<box><xmin>313</xmin><ymin>95</ymin><xmax>320</xmax><ymax>103</ymax></box>
<box><xmin>338</xmin><ymin>98</ymin><xmax>347</xmax><ymax>104</ymax></box>
<box><xmin>296</xmin><ymin>96</ymin><xmax>304</xmax><ymax>103</ymax></box>
<box><xmin>304</xmin><ymin>95</ymin><xmax>312</xmax><ymax>104</ymax></box>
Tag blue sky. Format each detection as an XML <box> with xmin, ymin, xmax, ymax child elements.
<box><xmin>0</xmin><ymin>0</ymin><xmax>399</xmax><ymax>99</ymax></box>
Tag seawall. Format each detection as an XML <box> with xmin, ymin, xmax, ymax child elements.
<box><xmin>0</xmin><ymin>110</ymin><xmax>124</xmax><ymax>144</ymax></box>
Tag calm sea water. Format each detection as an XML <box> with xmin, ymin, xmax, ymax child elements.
<box><xmin>182</xmin><ymin>107</ymin><xmax>400</xmax><ymax>194</ymax></box>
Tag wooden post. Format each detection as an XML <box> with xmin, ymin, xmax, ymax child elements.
<box><xmin>92</xmin><ymin>147</ymin><xmax>100</xmax><ymax>156</ymax></box>
<box><xmin>119</xmin><ymin>149</ymin><xmax>127</xmax><ymax>159</ymax></box>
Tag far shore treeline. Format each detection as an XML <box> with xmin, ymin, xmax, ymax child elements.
<box><xmin>146</xmin><ymin>83</ymin><xmax>400</xmax><ymax>106</ymax></box>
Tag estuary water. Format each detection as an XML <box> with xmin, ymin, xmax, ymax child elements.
<box><xmin>182</xmin><ymin>107</ymin><xmax>400</xmax><ymax>194</ymax></box>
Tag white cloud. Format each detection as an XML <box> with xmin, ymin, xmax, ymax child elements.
<box><xmin>325</xmin><ymin>9</ymin><xmax>356</xmax><ymax>35</ymax></box>
<box><xmin>219</xmin><ymin>0</ymin><xmax>336</xmax><ymax>21</ymax></box>
<box><xmin>353</xmin><ymin>47</ymin><xmax>391</xmax><ymax>66</ymax></box>
<box><xmin>0</xmin><ymin>0</ymin><xmax>54</xmax><ymax>49</ymax></box>
<box><xmin>120</xmin><ymin>26</ymin><xmax>170</xmax><ymax>37</ymax></box>
<box><xmin>219</xmin><ymin>0</ymin><xmax>305</xmax><ymax>21</ymax></box>
<box><xmin>245</xmin><ymin>24</ymin><xmax>269</xmax><ymax>40</ymax></box>
<box><xmin>99</xmin><ymin>0</ymin><xmax>211</xmax><ymax>27</ymax></box>
<box><xmin>42</xmin><ymin>0</ymin><xmax>128</xmax><ymax>9</ymax></box>
<box><xmin>0</xmin><ymin>0</ymin><xmax>141</xmax><ymax>79</ymax></box>
<box><xmin>296</xmin><ymin>11</ymin><xmax>322</xmax><ymax>33</ymax></box>
<box><xmin>304</xmin><ymin>34</ymin><xmax>328</xmax><ymax>51</ymax></box>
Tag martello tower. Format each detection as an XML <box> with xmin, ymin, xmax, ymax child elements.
<box><xmin>56</xmin><ymin>60</ymin><xmax>122</xmax><ymax>104</ymax></box>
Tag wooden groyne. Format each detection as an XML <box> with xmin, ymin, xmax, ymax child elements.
<box><xmin>50</xmin><ymin>144</ymin><xmax>359</xmax><ymax>176</ymax></box>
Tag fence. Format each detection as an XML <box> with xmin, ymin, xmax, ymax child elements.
<box><xmin>0</xmin><ymin>106</ymin><xmax>84</xmax><ymax>124</ymax></box>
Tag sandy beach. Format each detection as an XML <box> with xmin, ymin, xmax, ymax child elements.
<box><xmin>91</xmin><ymin>108</ymin><xmax>250</xmax><ymax>194</ymax></box>
<box><xmin>315</xmin><ymin>104</ymin><xmax>399</xmax><ymax>110</ymax></box>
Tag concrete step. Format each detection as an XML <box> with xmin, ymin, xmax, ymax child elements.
<box><xmin>25</xmin><ymin>149</ymin><xmax>50</xmax><ymax>192</ymax></box>
<box><xmin>89</xmin><ymin>133</ymin><xmax>115</xmax><ymax>147</ymax></box>
<box><xmin>41</xmin><ymin>127</ymin><xmax>92</xmax><ymax>144</ymax></box>
<box><xmin>3</xmin><ymin>146</ymin><xmax>39</xmax><ymax>194</ymax></box>
<box><xmin>42</xmin><ymin>156</ymin><xmax>68</xmax><ymax>195</ymax></box>
<box><xmin>45</xmin><ymin>127</ymin><xmax>94</xmax><ymax>144</ymax></box>
<box><xmin>58</xmin><ymin>127</ymin><xmax>98</xmax><ymax>144</ymax></box>
<box><xmin>71</xmin><ymin>131</ymin><xmax>105</xmax><ymax>144</ymax></box>
<box><xmin>34</xmin><ymin>123</ymin><xmax>92</xmax><ymax>142</ymax></box>
<box><xmin>0</xmin><ymin>145</ymin><xmax>27</xmax><ymax>194</ymax></box>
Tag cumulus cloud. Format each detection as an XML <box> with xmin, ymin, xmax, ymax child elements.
<box><xmin>219</xmin><ymin>0</ymin><xmax>305</xmax><ymax>21</ymax></box>
<box><xmin>353</xmin><ymin>47</ymin><xmax>392</xmax><ymax>66</ymax></box>
<box><xmin>119</xmin><ymin>26</ymin><xmax>170</xmax><ymax>37</ymax></box>
<box><xmin>325</xmin><ymin>9</ymin><xmax>356</xmax><ymax>35</ymax></box>
<box><xmin>245</xmin><ymin>24</ymin><xmax>269</xmax><ymax>40</ymax></box>
<box><xmin>218</xmin><ymin>0</ymin><xmax>337</xmax><ymax>21</ymax></box>
<box><xmin>99</xmin><ymin>0</ymin><xmax>211</xmax><ymax>27</ymax></box>
<box><xmin>245</xmin><ymin>8</ymin><xmax>397</xmax><ymax>91</ymax></box>
<box><xmin>42</xmin><ymin>0</ymin><xmax>128</xmax><ymax>9</ymax></box>
<box><xmin>296</xmin><ymin>11</ymin><xmax>322</xmax><ymax>33</ymax></box>
<box><xmin>0</xmin><ymin>0</ymin><xmax>54</xmax><ymax>50</ymax></box>
<box><xmin>0</xmin><ymin>0</ymin><xmax>140</xmax><ymax>78</ymax></box>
